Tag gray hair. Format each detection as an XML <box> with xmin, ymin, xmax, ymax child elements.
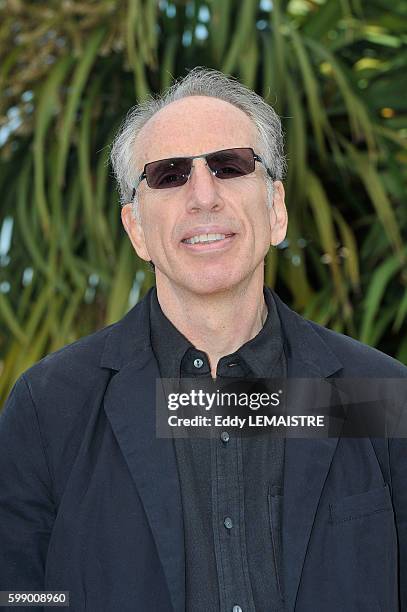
<box><xmin>110</xmin><ymin>67</ymin><xmax>286</xmax><ymax>216</ymax></box>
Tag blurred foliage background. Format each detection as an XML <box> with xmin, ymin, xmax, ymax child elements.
<box><xmin>0</xmin><ymin>0</ymin><xmax>406</xmax><ymax>403</ymax></box>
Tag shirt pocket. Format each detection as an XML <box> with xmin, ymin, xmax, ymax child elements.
<box><xmin>268</xmin><ymin>485</ymin><xmax>284</xmax><ymax>602</ymax></box>
<box><xmin>329</xmin><ymin>484</ymin><xmax>393</xmax><ymax>524</ymax></box>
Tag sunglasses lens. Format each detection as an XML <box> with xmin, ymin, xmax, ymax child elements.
<box><xmin>207</xmin><ymin>148</ymin><xmax>255</xmax><ymax>179</ymax></box>
<box><xmin>143</xmin><ymin>148</ymin><xmax>256</xmax><ymax>190</ymax></box>
<box><xmin>146</xmin><ymin>158</ymin><xmax>192</xmax><ymax>189</ymax></box>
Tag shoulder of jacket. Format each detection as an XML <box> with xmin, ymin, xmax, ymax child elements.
<box><xmin>307</xmin><ymin>319</ymin><xmax>407</xmax><ymax>378</ymax></box>
<box><xmin>19</xmin><ymin>321</ymin><xmax>123</xmax><ymax>418</ymax></box>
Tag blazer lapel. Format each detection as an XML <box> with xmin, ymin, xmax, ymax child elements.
<box><xmin>100</xmin><ymin>293</ymin><xmax>185</xmax><ymax>612</ymax></box>
<box><xmin>282</xmin><ymin>436</ymin><xmax>339</xmax><ymax>611</ymax></box>
<box><xmin>273</xmin><ymin>292</ymin><xmax>344</xmax><ymax>611</ymax></box>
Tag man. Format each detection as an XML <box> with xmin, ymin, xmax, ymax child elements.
<box><xmin>0</xmin><ymin>68</ymin><xmax>406</xmax><ymax>612</ymax></box>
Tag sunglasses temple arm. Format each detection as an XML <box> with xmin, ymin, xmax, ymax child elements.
<box><xmin>131</xmin><ymin>171</ymin><xmax>147</xmax><ymax>201</ymax></box>
<box><xmin>254</xmin><ymin>153</ymin><xmax>275</xmax><ymax>181</ymax></box>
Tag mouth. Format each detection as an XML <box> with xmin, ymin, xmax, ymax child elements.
<box><xmin>181</xmin><ymin>232</ymin><xmax>234</xmax><ymax>245</ymax></box>
<box><xmin>180</xmin><ymin>232</ymin><xmax>237</xmax><ymax>252</ymax></box>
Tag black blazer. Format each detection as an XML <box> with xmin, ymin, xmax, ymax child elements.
<box><xmin>1</xmin><ymin>290</ymin><xmax>406</xmax><ymax>611</ymax></box>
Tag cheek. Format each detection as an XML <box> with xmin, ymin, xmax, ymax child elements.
<box><xmin>141</xmin><ymin>211</ymin><xmax>175</xmax><ymax>257</ymax></box>
<box><xmin>249</xmin><ymin>203</ymin><xmax>272</xmax><ymax>244</ymax></box>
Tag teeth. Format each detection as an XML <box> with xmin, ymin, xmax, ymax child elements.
<box><xmin>184</xmin><ymin>233</ymin><xmax>226</xmax><ymax>245</ymax></box>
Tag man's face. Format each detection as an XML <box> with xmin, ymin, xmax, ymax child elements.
<box><xmin>122</xmin><ymin>96</ymin><xmax>287</xmax><ymax>296</ymax></box>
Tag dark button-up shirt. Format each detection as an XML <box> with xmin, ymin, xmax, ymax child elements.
<box><xmin>149</xmin><ymin>287</ymin><xmax>286</xmax><ymax>612</ymax></box>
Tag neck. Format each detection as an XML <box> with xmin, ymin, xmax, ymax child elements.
<box><xmin>155</xmin><ymin>273</ymin><xmax>267</xmax><ymax>378</ymax></box>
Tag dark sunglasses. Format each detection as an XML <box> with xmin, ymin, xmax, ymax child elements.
<box><xmin>131</xmin><ymin>147</ymin><xmax>275</xmax><ymax>196</ymax></box>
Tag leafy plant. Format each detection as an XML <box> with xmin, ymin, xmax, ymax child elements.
<box><xmin>0</xmin><ymin>0</ymin><xmax>406</xmax><ymax>404</ymax></box>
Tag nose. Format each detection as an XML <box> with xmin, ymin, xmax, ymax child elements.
<box><xmin>185</xmin><ymin>158</ymin><xmax>224</xmax><ymax>214</ymax></box>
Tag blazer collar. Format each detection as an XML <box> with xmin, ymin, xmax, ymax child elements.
<box><xmin>100</xmin><ymin>287</ymin><xmax>343</xmax><ymax>378</ymax></box>
<box><xmin>100</xmin><ymin>288</ymin><xmax>153</xmax><ymax>371</ymax></box>
<box><xmin>271</xmin><ymin>290</ymin><xmax>342</xmax><ymax>379</ymax></box>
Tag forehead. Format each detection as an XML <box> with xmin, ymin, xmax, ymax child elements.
<box><xmin>136</xmin><ymin>96</ymin><xmax>258</xmax><ymax>166</ymax></box>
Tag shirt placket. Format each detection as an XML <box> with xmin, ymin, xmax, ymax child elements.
<box><xmin>211</xmin><ymin>427</ymin><xmax>256</xmax><ymax>612</ymax></box>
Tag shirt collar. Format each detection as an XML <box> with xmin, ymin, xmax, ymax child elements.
<box><xmin>149</xmin><ymin>286</ymin><xmax>284</xmax><ymax>379</ymax></box>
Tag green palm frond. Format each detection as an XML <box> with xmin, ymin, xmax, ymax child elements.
<box><xmin>1</xmin><ymin>0</ymin><xmax>406</xmax><ymax>404</ymax></box>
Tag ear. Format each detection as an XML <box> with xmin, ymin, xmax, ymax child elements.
<box><xmin>121</xmin><ymin>203</ymin><xmax>151</xmax><ymax>261</ymax></box>
<box><xmin>269</xmin><ymin>181</ymin><xmax>288</xmax><ymax>246</ymax></box>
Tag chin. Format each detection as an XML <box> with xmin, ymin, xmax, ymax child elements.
<box><xmin>181</xmin><ymin>271</ymin><xmax>245</xmax><ymax>296</ymax></box>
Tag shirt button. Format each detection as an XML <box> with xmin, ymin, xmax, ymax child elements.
<box><xmin>224</xmin><ymin>516</ymin><xmax>233</xmax><ymax>529</ymax></box>
<box><xmin>220</xmin><ymin>431</ymin><xmax>230</xmax><ymax>443</ymax></box>
<box><xmin>233</xmin><ymin>606</ymin><xmax>243</xmax><ymax>612</ymax></box>
<box><xmin>193</xmin><ymin>358</ymin><xmax>204</xmax><ymax>369</ymax></box>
